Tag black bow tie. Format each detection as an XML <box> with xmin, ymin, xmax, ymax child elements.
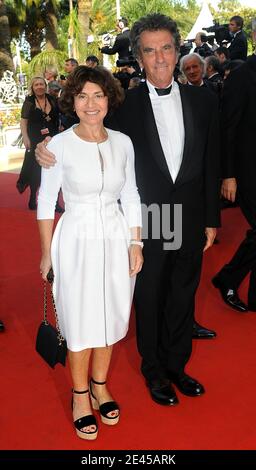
<box><xmin>155</xmin><ymin>85</ymin><xmax>172</xmax><ymax>96</ymax></box>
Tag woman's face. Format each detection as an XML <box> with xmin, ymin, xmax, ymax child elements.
<box><xmin>74</xmin><ymin>81</ymin><xmax>108</xmax><ymax>126</ymax></box>
<box><xmin>32</xmin><ymin>79</ymin><xmax>46</xmax><ymax>97</ymax></box>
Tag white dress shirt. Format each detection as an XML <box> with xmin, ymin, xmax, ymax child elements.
<box><xmin>147</xmin><ymin>79</ymin><xmax>185</xmax><ymax>183</ymax></box>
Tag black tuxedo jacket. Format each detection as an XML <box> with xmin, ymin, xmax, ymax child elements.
<box><xmin>105</xmin><ymin>82</ymin><xmax>220</xmax><ymax>251</ymax></box>
<box><xmin>228</xmin><ymin>30</ymin><xmax>248</xmax><ymax>61</ymax></box>
<box><xmin>221</xmin><ymin>54</ymin><xmax>256</xmax><ymax>191</ymax></box>
<box><xmin>101</xmin><ymin>30</ymin><xmax>131</xmax><ymax>60</ymax></box>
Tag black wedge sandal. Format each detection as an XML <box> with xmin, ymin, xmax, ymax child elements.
<box><xmin>89</xmin><ymin>378</ymin><xmax>120</xmax><ymax>426</ymax></box>
<box><xmin>72</xmin><ymin>389</ymin><xmax>98</xmax><ymax>440</ymax></box>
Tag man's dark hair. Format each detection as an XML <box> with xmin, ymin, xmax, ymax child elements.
<box><xmin>230</xmin><ymin>15</ymin><xmax>244</xmax><ymax>29</ymax></box>
<box><xmin>215</xmin><ymin>46</ymin><xmax>230</xmax><ymax>60</ymax></box>
<box><xmin>65</xmin><ymin>58</ymin><xmax>79</xmax><ymax>66</ymax></box>
<box><xmin>206</xmin><ymin>55</ymin><xmax>222</xmax><ymax>74</ymax></box>
<box><xmin>86</xmin><ymin>55</ymin><xmax>99</xmax><ymax>65</ymax></box>
<box><xmin>119</xmin><ymin>17</ymin><xmax>128</xmax><ymax>28</ymax></box>
<box><xmin>130</xmin><ymin>13</ymin><xmax>180</xmax><ymax>59</ymax></box>
<box><xmin>59</xmin><ymin>65</ymin><xmax>124</xmax><ymax>115</ymax></box>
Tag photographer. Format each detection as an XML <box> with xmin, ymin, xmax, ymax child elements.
<box><xmin>228</xmin><ymin>16</ymin><xmax>247</xmax><ymax>61</ymax></box>
<box><xmin>100</xmin><ymin>17</ymin><xmax>132</xmax><ymax>62</ymax></box>
<box><xmin>194</xmin><ymin>32</ymin><xmax>212</xmax><ymax>58</ymax></box>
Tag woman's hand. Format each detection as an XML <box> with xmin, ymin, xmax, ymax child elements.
<box><xmin>24</xmin><ymin>137</ymin><xmax>31</xmax><ymax>150</ymax></box>
<box><xmin>221</xmin><ymin>178</ymin><xmax>237</xmax><ymax>202</ymax></box>
<box><xmin>129</xmin><ymin>245</ymin><xmax>144</xmax><ymax>277</ymax></box>
<box><xmin>203</xmin><ymin>228</ymin><xmax>217</xmax><ymax>252</ymax></box>
<box><xmin>40</xmin><ymin>255</ymin><xmax>52</xmax><ymax>281</ymax></box>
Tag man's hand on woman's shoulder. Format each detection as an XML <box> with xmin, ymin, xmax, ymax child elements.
<box><xmin>35</xmin><ymin>137</ymin><xmax>56</xmax><ymax>169</ymax></box>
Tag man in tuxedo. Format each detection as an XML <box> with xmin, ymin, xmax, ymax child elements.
<box><xmin>180</xmin><ymin>53</ymin><xmax>222</xmax><ymax>108</ymax></box>
<box><xmin>228</xmin><ymin>16</ymin><xmax>247</xmax><ymax>62</ymax></box>
<box><xmin>35</xmin><ymin>14</ymin><xmax>220</xmax><ymax>406</ymax></box>
<box><xmin>212</xmin><ymin>35</ymin><xmax>256</xmax><ymax>313</ymax></box>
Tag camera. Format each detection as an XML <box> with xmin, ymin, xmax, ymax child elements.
<box><xmin>101</xmin><ymin>31</ymin><xmax>116</xmax><ymax>47</ymax></box>
<box><xmin>180</xmin><ymin>40</ymin><xmax>193</xmax><ymax>57</ymax></box>
<box><xmin>116</xmin><ymin>57</ymin><xmax>137</xmax><ymax>68</ymax></box>
<box><xmin>203</xmin><ymin>21</ymin><xmax>230</xmax><ymax>45</ymax></box>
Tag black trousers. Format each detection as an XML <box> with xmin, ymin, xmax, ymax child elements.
<box><xmin>134</xmin><ymin>244</ymin><xmax>203</xmax><ymax>382</ymax></box>
<box><xmin>218</xmin><ymin>186</ymin><xmax>256</xmax><ymax>305</ymax></box>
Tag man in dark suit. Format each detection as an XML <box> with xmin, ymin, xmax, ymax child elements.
<box><xmin>35</xmin><ymin>14</ymin><xmax>220</xmax><ymax>406</ymax></box>
<box><xmin>212</xmin><ymin>41</ymin><xmax>256</xmax><ymax>313</ymax></box>
<box><xmin>194</xmin><ymin>31</ymin><xmax>212</xmax><ymax>58</ymax></box>
<box><xmin>228</xmin><ymin>15</ymin><xmax>247</xmax><ymax>61</ymax></box>
<box><xmin>100</xmin><ymin>17</ymin><xmax>132</xmax><ymax>64</ymax></box>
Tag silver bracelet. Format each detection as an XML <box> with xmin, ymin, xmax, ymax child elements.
<box><xmin>130</xmin><ymin>240</ymin><xmax>144</xmax><ymax>248</ymax></box>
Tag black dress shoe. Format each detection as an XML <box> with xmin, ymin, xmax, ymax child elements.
<box><xmin>192</xmin><ymin>320</ymin><xmax>216</xmax><ymax>339</ymax></box>
<box><xmin>248</xmin><ymin>302</ymin><xmax>256</xmax><ymax>312</ymax></box>
<box><xmin>171</xmin><ymin>373</ymin><xmax>205</xmax><ymax>397</ymax></box>
<box><xmin>146</xmin><ymin>379</ymin><xmax>179</xmax><ymax>406</ymax></box>
<box><xmin>0</xmin><ymin>320</ymin><xmax>5</xmax><ymax>332</ymax></box>
<box><xmin>212</xmin><ymin>275</ymin><xmax>248</xmax><ymax>312</ymax></box>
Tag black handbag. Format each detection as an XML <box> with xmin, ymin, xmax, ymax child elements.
<box><xmin>36</xmin><ymin>269</ymin><xmax>67</xmax><ymax>368</ymax></box>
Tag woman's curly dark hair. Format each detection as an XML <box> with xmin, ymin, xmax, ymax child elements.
<box><xmin>59</xmin><ymin>65</ymin><xmax>124</xmax><ymax>115</ymax></box>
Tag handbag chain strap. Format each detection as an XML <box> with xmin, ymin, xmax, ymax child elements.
<box><xmin>43</xmin><ymin>280</ymin><xmax>65</xmax><ymax>345</ymax></box>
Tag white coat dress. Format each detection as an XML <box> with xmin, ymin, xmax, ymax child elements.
<box><xmin>37</xmin><ymin>126</ymin><xmax>142</xmax><ymax>351</ymax></box>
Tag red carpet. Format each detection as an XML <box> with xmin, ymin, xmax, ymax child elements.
<box><xmin>1</xmin><ymin>172</ymin><xmax>256</xmax><ymax>450</ymax></box>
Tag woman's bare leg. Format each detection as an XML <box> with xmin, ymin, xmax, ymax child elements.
<box><xmin>91</xmin><ymin>345</ymin><xmax>119</xmax><ymax>418</ymax></box>
<box><xmin>69</xmin><ymin>348</ymin><xmax>96</xmax><ymax>432</ymax></box>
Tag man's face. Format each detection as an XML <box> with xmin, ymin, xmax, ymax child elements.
<box><xmin>138</xmin><ymin>29</ymin><xmax>178</xmax><ymax>88</ymax></box>
<box><xmin>229</xmin><ymin>20</ymin><xmax>240</xmax><ymax>34</ymax></box>
<box><xmin>65</xmin><ymin>61</ymin><xmax>76</xmax><ymax>74</ymax></box>
<box><xmin>194</xmin><ymin>33</ymin><xmax>202</xmax><ymax>47</ymax></box>
<box><xmin>183</xmin><ymin>57</ymin><xmax>204</xmax><ymax>86</ymax></box>
<box><xmin>215</xmin><ymin>51</ymin><xmax>228</xmax><ymax>64</ymax></box>
<box><xmin>86</xmin><ymin>60</ymin><xmax>97</xmax><ymax>68</ymax></box>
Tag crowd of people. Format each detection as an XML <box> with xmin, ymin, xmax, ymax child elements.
<box><xmin>9</xmin><ymin>11</ymin><xmax>256</xmax><ymax>440</ymax></box>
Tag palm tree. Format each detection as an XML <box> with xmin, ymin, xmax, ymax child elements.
<box><xmin>87</xmin><ymin>0</ymin><xmax>116</xmax><ymax>60</ymax></box>
<box><xmin>77</xmin><ymin>0</ymin><xmax>92</xmax><ymax>61</ymax></box>
<box><xmin>0</xmin><ymin>0</ymin><xmax>14</xmax><ymax>77</ymax></box>
<box><xmin>43</xmin><ymin>0</ymin><xmax>59</xmax><ymax>50</ymax></box>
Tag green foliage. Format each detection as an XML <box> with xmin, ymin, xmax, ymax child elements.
<box><xmin>122</xmin><ymin>0</ymin><xmax>173</xmax><ymax>23</ymax></box>
<box><xmin>122</xmin><ymin>0</ymin><xmax>200</xmax><ymax>38</ymax></box>
<box><xmin>28</xmin><ymin>50</ymin><xmax>66</xmax><ymax>78</ymax></box>
<box><xmin>90</xmin><ymin>0</ymin><xmax>116</xmax><ymax>35</ymax></box>
<box><xmin>0</xmin><ymin>106</ymin><xmax>21</xmax><ymax>128</ymax></box>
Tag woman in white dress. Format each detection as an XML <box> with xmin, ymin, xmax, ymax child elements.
<box><xmin>37</xmin><ymin>66</ymin><xmax>143</xmax><ymax>440</ymax></box>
